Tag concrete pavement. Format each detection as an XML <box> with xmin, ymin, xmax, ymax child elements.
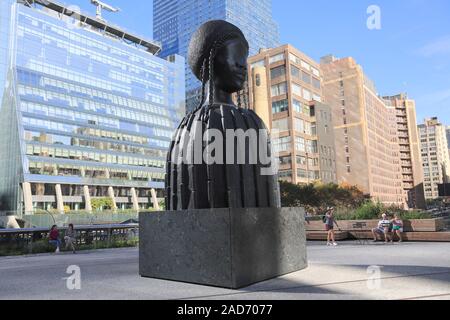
<box><xmin>0</xmin><ymin>242</ymin><xmax>449</xmax><ymax>300</ymax></box>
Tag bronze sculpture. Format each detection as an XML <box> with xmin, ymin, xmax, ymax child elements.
<box><xmin>165</xmin><ymin>20</ymin><xmax>280</xmax><ymax>210</ymax></box>
<box><xmin>140</xmin><ymin>22</ymin><xmax>306</xmax><ymax>288</ymax></box>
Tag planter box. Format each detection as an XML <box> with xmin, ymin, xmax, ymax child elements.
<box><xmin>305</xmin><ymin>218</ymin><xmax>445</xmax><ymax>232</ymax></box>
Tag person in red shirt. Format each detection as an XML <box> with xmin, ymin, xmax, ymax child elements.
<box><xmin>49</xmin><ymin>225</ymin><xmax>61</xmax><ymax>253</ymax></box>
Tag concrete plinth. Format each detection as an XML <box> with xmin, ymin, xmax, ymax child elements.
<box><xmin>139</xmin><ymin>207</ymin><xmax>307</xmax><ymax>289</ymax></box>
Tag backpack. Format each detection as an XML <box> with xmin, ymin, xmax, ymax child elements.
<box><xmin>322</xmin><ymin>215</ymin><xmax>327</xmax><ymax>223</ymax></box>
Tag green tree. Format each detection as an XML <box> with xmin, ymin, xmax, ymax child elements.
<box><xmin>280</xmin><ymin>181</ymin><xmax>368</xmax><ymax>214</ymax></box>
<box><xmin>91</xmin><ymin>198</ymin><xmax>114</xmax><ymax>211</ymax></box>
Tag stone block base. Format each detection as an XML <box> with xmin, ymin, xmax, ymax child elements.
<box><xmin>139</xmin><ymin>207</ymin><xmax>307</xmax><ymax>289</ymax></box>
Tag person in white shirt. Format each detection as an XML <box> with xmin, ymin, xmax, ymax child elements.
<box><xmin>371</xmin><ymin>213</ymin><xmax>392</xmax><ymax>243</ymax></box>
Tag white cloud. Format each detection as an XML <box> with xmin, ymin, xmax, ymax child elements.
<box><xmin>418</xmin><ymin>35</ymin><xmax>450</xmax><ymax>57</ymax></box>
<box><xmin>417</xmin><ymin>87</ymin><xmax>450</xmax><ymax>103</ymax></box>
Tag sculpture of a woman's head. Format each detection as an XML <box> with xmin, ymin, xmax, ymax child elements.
<box><xmin>188</xmin><ymin>20</ymin><xmax>249</xmax><ymax>108</ymax></box>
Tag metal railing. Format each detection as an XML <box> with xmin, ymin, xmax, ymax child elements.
<box><xmin>0</xmin><ymin>224</ymin><xmax>138</xmax><ymax>256</ymax></box>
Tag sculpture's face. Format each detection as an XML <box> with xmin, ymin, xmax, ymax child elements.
<box><xmin>213</xmin><ymin>38</ymin><xmax>249</xmax><ymax>94</ymax></box>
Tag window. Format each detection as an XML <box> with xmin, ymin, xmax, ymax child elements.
<box><xmin>272</xmin><ymin>99</ymin><xmax>289</xmax><ymax>113</ymax></box>
<box><xmin>312</xmin><ymin>94</ymin><xmax>321</xmax><ymax>102</ymax></box>
<box><xmin>251</xmin><ymin>60</ymin><xmax>265</xmax><ymax>68</ymax></box>
<box><xmin>307</xmin><ymin>140</ymin><xmax>318</xmax><ymax>153</ymax></box>
<box><xmin>296</xmin><ymin>155</ymin><xmax>306</xmax><ymax>165</ymax></box>
<box><xmin>280</xmin><ymin>156</ymin><xmax>292</xmax><ymax>165</ymax></box>
<box><xmin>271</xmin><ymin>82</ymin><xmax>287</xmax><ymax>97</ymax></box>
<box><xmin>294</xmin><ymin>118</ymin><xmax>304</xmax><ymax>133</ymax></box>
<box><xmin>303</xmin><ymin>88</ymin><xmax>311</xmax><ymax>101</ymax></box>
<box><xmin>293</xmin><ymin>99</ymin><xmax>302</xmax><ymax>113</ymax></box>
<box><xmin>274</xmin><ymin>136</ymin><xmax>292</xmax><ymax>152</ymax></box>
<box><xmin>255</xmin><ymin>74</ymin><xmax>261</xmax><ymax>87</ymax></box>
<box><xmin>269</xmin><ymin>53</ymin><xmax>285</xmax><ymax>64</ymax></box>
<box><xmin>301</xmin><ymin>60</ymin><xmax>310</xmax><ymax>70</ymax></box>
<box><xmin>295</xmin><ymin>136</ymin><xmax>305</xmax><ymax>152</ymax></box>
<box><xmin>291</xmin><ymin>65</ymin><xmax>300</xmax><ymax>79</ymax></box>
<box><xmin>312</xmin><ymin>77</ymin><xmax>321</xmax><ymax>89</ymax></box>
<box><xmin>304</xmin><ymin>122</ymin><xmax>314</xmax><ymax>135</ymax></box>
<box><xmin>302</xmin><ymin>71</ymin><xmax>311</xmax><ymax>84</ymax></box>
<box><xmin>279</xmin><ymin>170</ymin><xmax>293</xmax><ymax>179</ymax></box>
<box><xmin>292</xmin><ymin>83</ymin><xmax>302</xmax><ymax>96</ymax></box>
<box><xmin>289</xmin><ymin>53</ymin><xmax>301</xmax><ymax>65</ymax></box>
<box><xmin>311</xmin><ymin>67</ymin><xmax>320</xmax><ymax>77</ymax></box>
<box><xmin>297</xmin><ymin>169</ymin><xmax>307</xmax><ymax>178</ymax></box>
<box><xmin>273</xmin><ymin>118</ymin><xmax>289</xmax><ymax>131</ymax></box>
<box><xmin>270</xmin><ymin>65</ymin><xmax>286</xmax><ymax>79</ymax></box>
<box><xmin>311</xmin><ymin>123</ymin><xmax>317</xmax><ymax>135</ymax></box>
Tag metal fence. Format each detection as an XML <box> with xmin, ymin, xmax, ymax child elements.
<box><xmin>0</xmin><ymin>224</ymin><xmax>139</xmax><ymax>256</ymax></box>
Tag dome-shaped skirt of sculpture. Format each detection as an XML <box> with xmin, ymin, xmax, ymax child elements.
<box><xmin>166</xmin><ymin>104</ymin><xmax>281</xmax><ymax>210</ymax></box>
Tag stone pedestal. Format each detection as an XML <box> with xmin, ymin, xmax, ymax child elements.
<box><xmin>139</xmin><ymin>207</ymin><xmax>307</xmax><ymax>289</ymax></box>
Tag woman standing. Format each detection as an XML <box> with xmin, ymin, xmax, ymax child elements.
<box><xmin>324</xmin><ymin>207</ymin><xmax>340</xmax><ymax>246</ymax></box>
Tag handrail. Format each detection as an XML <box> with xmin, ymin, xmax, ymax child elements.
<box><xmin>0</xmin><ymin>223</ymin><xmax>138</xmax><ymax>233</ymax></box>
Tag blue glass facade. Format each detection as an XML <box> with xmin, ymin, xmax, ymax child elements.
<box><xmin>153</xmin><ymin>0</ymin><xmax>280</xmax><ymax>112</ymax></box>
<box><xmin>0</xmin><ymin>1</ymin><xmax>185</xmax><ymax>213</ymax></box>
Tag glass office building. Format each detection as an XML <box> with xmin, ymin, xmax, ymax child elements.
<box><xmin>153</xmin><ymin>0</ymin><xmax>280</xmax><ymax>112</ymax></box>
<box><xmin>0</xmin><ymin>0</ymin><xmax>185</xmax><ymax>214</ymax></box>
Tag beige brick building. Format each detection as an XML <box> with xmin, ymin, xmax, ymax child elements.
<box><xmin>320</xmin><ymin>55</ymin><xmax>405</xmax><ymax>207</ymax></box>
<box><xmin>418</xmin><ymin>118</ymin><xmax>450</xmax><ymax>199</ymax></box>
<box><xmin>247</xmin><ymin>45</ymin><xmax>337</xmax><ymax>185</ymax></box>
<box><xmin>383</xmin><ymin>94</ymin><xmax>425</xmax><ymax>209</ymax></box>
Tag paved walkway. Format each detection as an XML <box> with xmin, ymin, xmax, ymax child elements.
<box><xmin>0</xmin><ymin>242</ymin><xmax>449</xmax><ymax>300</ymax></box>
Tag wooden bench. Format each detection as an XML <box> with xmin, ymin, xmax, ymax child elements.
<box><xmin>347</xmin><ymin>231</ymin><xmax>450</xmax><ymax>242</ymax></box>
<box><xmin>307</xmin><ymin>230</ymin><xmax>450</xmax><ymax>242</ymax></box>
<box><xmin>305</xmin><ymin>218</ymin><xmax>450</xmax><ymax>242</ymax></box>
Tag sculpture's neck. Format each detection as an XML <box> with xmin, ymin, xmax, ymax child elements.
<box><xmin>204</xmin><ymin>81</ymin><xmax>234</xmax><ymax>106</ymax></box>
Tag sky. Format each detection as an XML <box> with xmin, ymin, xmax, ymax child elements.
<box><xmin>57</xmin><ymin>0</ymin><xmax>450</xmax><ymax>125</ymax></box>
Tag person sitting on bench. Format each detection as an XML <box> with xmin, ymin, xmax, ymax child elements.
<box><xmin>372</xmin><ymin>213</ymin><xmax>391</xmax><ymax>243</ymax></box>
<box><xmin>391</xmin><ymin>214</ymin><xmax>404</xmax><ymax>243</ymax></box>
<box><xmin>49</xmin><ymin>225</ymin><xmax>61</xmax><ymax>253</ymax></box>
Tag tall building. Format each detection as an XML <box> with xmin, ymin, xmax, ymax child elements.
<box><xmin>153</xmin><ymin>0</ymin><xmax>280</xmax><ymax>112</ymax></box>
<box><xmin>418</xmin><ymin>118</ymin><xmax>450</xmax><ymax>199</ymax></box>
<box><xmin>0</xmin><ymin>0</ymin><xmax>185</xmax><ymax>214</ymax></box>
<box><xmin>383</xmin><ymin>94</ymin><xmax>425</xmax><ymax>209</ymax></box>
<box><xmin>248</xmin><ymin>45</ymin><xmax>337</xmax><ymax>185</ymax></box>
<box><xmin>320</xmin><ymin>55</ymin><xmax>405</xmax><ymax>207</ymax></box>
<box><xmin>447</xmin><ymin>126</ymin><xmax>450</xmax><ymax>153</ymax></box>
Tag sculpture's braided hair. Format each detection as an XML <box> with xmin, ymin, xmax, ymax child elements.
<box><xmin>195</xmin><ymin>33</ymin><xmax>247</xmax><ymax>111</ymax></box>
